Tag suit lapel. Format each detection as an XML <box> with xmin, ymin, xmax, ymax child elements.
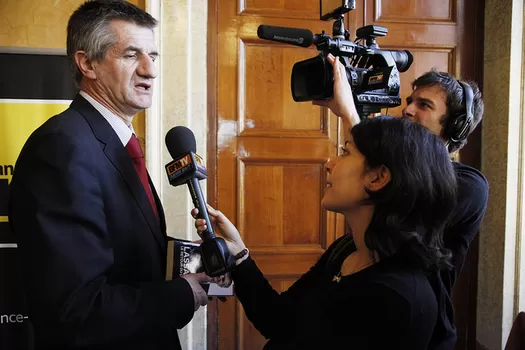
<box><xmin>70</xmin><ymin>95</ymin><xmax>167</xmax><ymax>252</ymax></box>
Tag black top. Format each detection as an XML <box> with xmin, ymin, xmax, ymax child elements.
<box><xmin>233</xmin><ymin>237</ymin><xmax>439</xmax><ymax>349</ymax></box>
<box><xmin>428</xmin><ymin>162</ymin><xmax>488</xmax><ymax>349</ymax></box>
<box><xmin>232</xmin><ymin>161</ymin><xmax>488</xmax><ymax>350</ymax></box>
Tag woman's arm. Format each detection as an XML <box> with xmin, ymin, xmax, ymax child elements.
<box><xmin>192</xmin><ymin>208</ymin><xmax>350</xmax><ymax>340</ymax></box>
<box><xmin>231</xmin><ymin>256</ymin><xmax>325</xmax><ymax>340</ymax></box>
<box><xmin>312</xmin><ymin>54</ymin><xmax>361</xmax><ymax>128</ymax></box>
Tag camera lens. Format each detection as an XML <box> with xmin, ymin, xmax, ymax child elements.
<box><xmin>291</xmin><ymin>54</ymin><xmax>333</xmax><ymax>101</ymax></box>
<box><xmin>390</xmin><ymin>50</ymin><xmax>413</xmax><ymax>73</ymax></box>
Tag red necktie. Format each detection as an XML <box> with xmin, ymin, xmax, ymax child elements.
<box><xmin>126</xmin><ymin>134</ymin><xmax>159</xmax><ymax>220</ymax></box>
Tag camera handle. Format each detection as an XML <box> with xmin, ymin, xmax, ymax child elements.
<box><xmin>332</xmin><ymin>15</ymin><xmax>350</xmax><ymax>41</ymax></box>
<box><xmin>355</xmin><ymin>105</ymin><xmax>382</xmax><ymax>120</ymax></box>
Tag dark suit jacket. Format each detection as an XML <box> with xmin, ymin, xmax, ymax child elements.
<box><xmin>8</xmin><ymin>95</ymin><xmax>194</xmax><ymax>350</ymax></box>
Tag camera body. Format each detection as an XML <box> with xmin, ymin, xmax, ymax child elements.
<box><xmin>257</xmin><ymin>2</ymin><xmax>413</xmax><ymax>117</ymax></box>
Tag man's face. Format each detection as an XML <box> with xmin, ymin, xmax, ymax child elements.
<box><xmin>401</xmin><ymin>84</ymin><xmax>448</xmax><ymax>138</ymax></box>
<box><xmin>91</xmin><ymin>20</ymin><xmax>158</xmax><ymax>118</ymax></box>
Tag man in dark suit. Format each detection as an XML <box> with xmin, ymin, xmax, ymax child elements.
<box><xmin>8</xmin><ymin>1</ymin><xmax>209</xmax><ymax>349</ymax></box>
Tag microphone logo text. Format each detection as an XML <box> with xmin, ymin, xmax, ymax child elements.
<box><xmin>166</xmin><ymin>155</ymin><xmax>192</xmax><ymax>176</ymax></box>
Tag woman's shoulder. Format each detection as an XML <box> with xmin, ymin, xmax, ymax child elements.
<box><xmin>348</xmin><ymin>262</ymin><xmax>437</xmax><ymax>312</ymax></box>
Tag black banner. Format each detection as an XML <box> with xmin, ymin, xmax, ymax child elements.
<box><xmin>0</xmin><ymin>52</ymin><xmax>77</xmax><ymax>100</ymax></box>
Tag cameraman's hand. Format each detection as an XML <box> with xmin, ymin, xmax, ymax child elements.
<box><xmin>181</xmin><ymin>272</ymin><xmax>212</xmax><ymax>311</ymax></box>
<box><xmin>191</xmin><ymin>205</ymin><xmax>247</xmax><ymax>257</ymax></box>
<box><xmin>312</xmin><ymin>54</ymin><xmax>360</xmax><ymax>127</ymax></box>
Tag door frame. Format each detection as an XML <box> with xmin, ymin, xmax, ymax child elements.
<box><xmin>206</xmin><ymin>0</ymin><xmax>219</xmax><ymax>348</ymax></box>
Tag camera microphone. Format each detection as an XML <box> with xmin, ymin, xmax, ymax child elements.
<box><xmin>164</xmin><ymin>126</ymin><xmax>234</xmax><ymax>277</ymax></box>
<box><xmin>257</xmin><ymin>25</ymin><xmax>314</xmax><ymax>48</ymax></box>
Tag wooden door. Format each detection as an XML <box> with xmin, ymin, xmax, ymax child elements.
<box><xmin>208</xmin><ymin>1</ymin><xmax>345</xmax><ymax>349</ymax></box>
<box><xmin>207</xmin><ymin>0</ymin><xmax>484</xmax><ymax>349</ymax></box>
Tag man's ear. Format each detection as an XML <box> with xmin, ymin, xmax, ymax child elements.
<box><xmin>365</xmin><ymin>165</ymin><xmax>391</xmax><ymax>192</ymax></box>
<box><xmin>74</xmin><ymin>51</ymin><xmax>97</xmax><ymax>80</ymax></box>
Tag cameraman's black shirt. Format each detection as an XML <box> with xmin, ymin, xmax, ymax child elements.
<box><xmin>427</xmin><ymin>162</ymin><xmax>488</xmax><ymax>350</ymax></box>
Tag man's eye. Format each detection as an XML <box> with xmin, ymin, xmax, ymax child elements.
<box><xmin>124</xmin><ymin>54</ymin><xmax>136</xmax><ymax>59</ymax></box>
<box><xmin>340</xmin><ymin>147</ymin><xmax>349</xmax><ymax>155</ymax></box>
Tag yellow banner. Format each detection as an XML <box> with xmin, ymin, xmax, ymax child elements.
<box><xmin>0</xmin><ymin>100</ymin><xmax>70</xmax><ymax>184</ymax></box>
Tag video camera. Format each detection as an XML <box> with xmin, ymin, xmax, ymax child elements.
<box><xmin>257</xmin><ymin>0</ymin><xmax>414</xmax><ymax>118</ymax></box>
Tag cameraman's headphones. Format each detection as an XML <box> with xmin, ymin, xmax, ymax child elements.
<box><xmin>443</xmin><ymin>81</ymin><xmax>474</xmax><ymax>146</ymax></box>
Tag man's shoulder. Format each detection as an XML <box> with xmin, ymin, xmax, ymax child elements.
<box><xmin>19</xmin><ymin>102</ymin><xmax>95</xmax><ymax>160</ymax></box>
<box><xmin>32</xmin><ymin>95</ymin><xmax>97</xmax><ymax>137</ymax></box>
<box><xmin>453</xmin><ymin>162</ymin><xmax>488</xmax><ymax>193</ymax></box>
<box><xmin>452</xmin><ymin>161</ymin><xmax>488</xmax><ymax>216</ymax></box>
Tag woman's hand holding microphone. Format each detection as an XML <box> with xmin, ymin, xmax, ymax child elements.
<box><xmin>191</xmin><ymin>204</ymin><xmax>249</xmax><ymax>287</ymax></box>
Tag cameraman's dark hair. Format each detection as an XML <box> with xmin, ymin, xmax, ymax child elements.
<box><xmin>351</xmin><ymin>116</ymin><xmax>457</xmax><ymax>270</ymax></box>
<box><xmin>67</xmin><ymin>0</ymin><xmax>157</xmax><ymax>86</ymax></box>
<box><xmin>412</xmin><ymin>69</ymin><xmax>484</xmax><ymax>153</ymax></box>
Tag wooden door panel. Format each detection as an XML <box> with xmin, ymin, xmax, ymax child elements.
<box><xmin>375</xmin><ymin>0</ymin><xmax>455</xmax><ymax>22</ymax></box>
<box><xmin>242</xmin><ymin>43</ymin><xmax>322</xmax><ymax>133</ymax></box>
<box><xmin>242</xmin><ymin>0</ymin><xmax>320</xmax><ymax>19</ymax></box>
<box><xmin>241</xmin><ymin>164</ymin><xmax>323</xmax><ymax>246</ymax></box>
<box><xmin>236</xmin><ymin>138</ymin><xmax>334</xmax><ymax>158</ymax></box>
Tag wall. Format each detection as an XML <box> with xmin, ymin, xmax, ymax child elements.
<box><xmin>0</xmin><ymin>0</ymin><xmax>146</xmax><ymax>142</ymax></box>
<box><xmin>478</xmin><ymin>0</ymin><xmax>525</xmax><ymax>348</ymax></box>
<box><xmin>0</xmin><ymin>0</ymin><xmax>144</xmax><ymax>46</ymax></box>
<box><xmin>145</xmin><ymin>0</ymin><xmax>209</xmax><ymax>348</ymax></box>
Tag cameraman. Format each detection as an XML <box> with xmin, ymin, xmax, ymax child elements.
<box><xmin>313</xmin><ymin>54</ymin><xmax>488</xmax><ymax>349</ymax></box>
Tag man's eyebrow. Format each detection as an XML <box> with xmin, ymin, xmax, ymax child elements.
<box><xmin>415</xmin><ymin>97</ymin><xmax>435</xmax><ymax>107</ymax></box>
<box><xmin>123</xmin><ymin>46</ymin><xmax>159</xmax><ymax>57</ymax></box>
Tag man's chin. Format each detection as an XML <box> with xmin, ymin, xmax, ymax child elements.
<box><xmin>129</xmin><ymin>99</ymin><xmax>153</xmax><ymax>112</ymax></box>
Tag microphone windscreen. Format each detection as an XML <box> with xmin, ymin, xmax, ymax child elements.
<box><xmin>257</xmin><ymin>25</ymin><xmax>313</xmax><ymax>48</ymax></box>
<box><xmin>165</xmin><ymin>126</ymin><xmax>197</xmax><ymax>160</ymax></box>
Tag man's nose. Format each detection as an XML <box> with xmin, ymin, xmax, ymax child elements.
<box><xmin>137</xmin><ymin>55</ymin><xmax>157</xmax><ymax>79</ymax></box>
<box><xmin>402</xmin><ymin>103</ymin><xmax>414</xmax><ymax>118</ymax></box>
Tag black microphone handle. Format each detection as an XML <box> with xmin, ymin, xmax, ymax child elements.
<box><xmin>187</xmin><ymin>177</ymin><xmax>216</xmax><ymax>240</ymax></box>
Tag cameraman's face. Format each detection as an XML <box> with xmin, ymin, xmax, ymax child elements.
<box><xmin>402</xmin><ymin>85</ymin><xmax>447</xmax><ymax>138</ymax></box>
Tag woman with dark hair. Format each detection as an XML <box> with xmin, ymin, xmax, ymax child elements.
<box><xmin>193</xmin><ymin>116</ymin><xmax>457</xmax><ymax>349</ymax></box>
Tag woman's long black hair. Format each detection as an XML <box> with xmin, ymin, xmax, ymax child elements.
<box><xmin>351</xmin><ymin>116</ymin><xmax>457</xmax><ymax>270</ymax></box>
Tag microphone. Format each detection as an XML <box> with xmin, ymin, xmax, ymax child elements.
<box><xmin>165</xmin><ymin>126</ymin><xmax>234</xmax><ymax>277</ymax></box>
<box><xmin>257</xmin><ymin>25</ymin><xmax>314</xmax><ymax>48</ymax></box>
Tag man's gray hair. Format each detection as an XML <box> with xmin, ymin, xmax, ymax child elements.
<box><xmin>67</xmin><ymin>0</ymin><xmax>157</xmax><ymax>86</ymax></box>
